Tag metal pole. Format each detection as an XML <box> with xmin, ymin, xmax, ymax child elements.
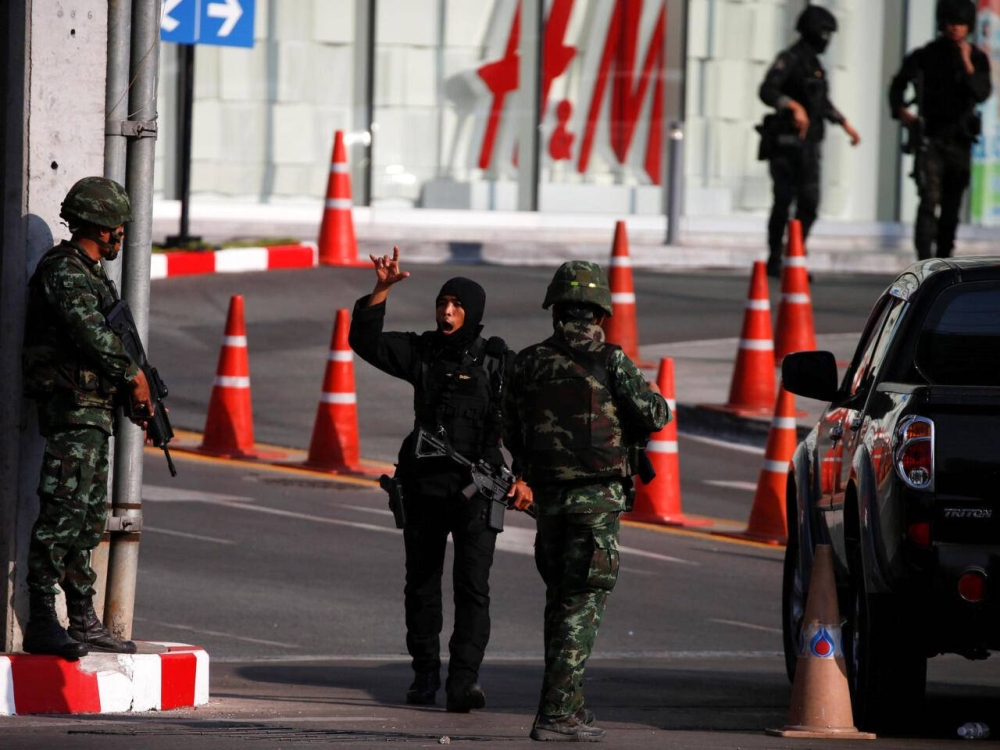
<box><xmin>107</xmin><ymin>0</ymin><xmax>160</xmax><ymax>641</ymax></box>
<box><xmin>517</xmin><ymin>0</ymin><xmax>542</xmax><ymax>211</ymax></box>
<box><xmin>96</xmin><ymin>0</ymin><xmax>133</xmax><ymax>621</ymax></box>
<box><xmin>165</xmin><ymin>44</ymin><xmax>198</xmax><ymax>246</ymax></box>
<box><xmin>666</xmin><ymin>122</ymin><xmax>685</xmax><ymax>246</ymax></box>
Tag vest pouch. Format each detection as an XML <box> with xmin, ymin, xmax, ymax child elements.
<box><xmin>524</xmin><ymin>372</ymin><xmax>626</xmax><ymax>481</ymax></box>
<box><xmin>76</xmin><ymin>365</ymin><xmax>102</xmax><ymax>392</ymax></box>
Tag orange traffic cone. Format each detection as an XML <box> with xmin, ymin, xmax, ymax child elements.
<box><xmin>722</xmin><ymin>261</ymin><xmax>776</xmax><ymax>415</ymax></box>
<box><xmin>767</xmin><ymin>544</ymin><xmax>876</xmax><ymax>739</ymax></box>
<box><xmin>626</xmin><ymin>358</ymin><xmax>711</xmax><ymax>528</ymax></box>
<box><xmin>716</xmin><ymin>386</ymin><xmax>797</xmax><ymax>545</ymax></box>
<box><xmin>318</xmin><ymin>130</ymin><xmax>365</xmax><ymax>267</ymax></box>
<box><xmin>601</xmin><ymin>221</ymin><xmax>652</xmax><ymax>368</ymax></box>
<box><xmin>200</xmin><ymin>295</ymin><xmax>257</xmax><ymax>458</ymax></box>
<box><xmin>774</xmin><ymin>219</ymin><xmax>817</xmax><ymax>361</ymax></box>
<box><xmin>305</xmin><ymin>309</ymin><xmax>362</xmax><ymax>473</ymax></box>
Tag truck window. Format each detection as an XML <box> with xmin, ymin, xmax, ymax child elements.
<box><xmin>914</xmin><ymin>281</ymin><xmax>1000</xmax><ymax>386</ymax></box>
<box><xmin>843</xmin><ymin>296</ymin><xmax>893</xmax><ymax>397</ymax></box>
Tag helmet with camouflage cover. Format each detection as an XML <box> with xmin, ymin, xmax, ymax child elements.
<box><xmin>542</xmin><ymin>260</ymin><xmax>613</xmax><ymax>317</ymax></box>
<box><xmin>60</xmin><ymin>176</ymin><xmax>132</xmax><ymax>229</ymax></box>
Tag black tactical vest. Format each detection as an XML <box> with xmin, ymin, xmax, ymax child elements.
<box><xmin>413</xmin><ymin>334</ymin><xmax>506</xmax><ymax>461</ymax></box>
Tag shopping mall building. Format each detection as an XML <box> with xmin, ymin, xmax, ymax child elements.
<box><xmin>153</xmin><ymin>0</ymin><xmax>1000</xmax><ymax>229</ymax></box>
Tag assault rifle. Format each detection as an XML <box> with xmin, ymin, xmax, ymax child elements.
<box><xmin>106</xmin><ymin>299</ymin><xmax>177</xmax><ymax>477</ymax></box>
<box><xmin>413</xmin><ymin>427</ymin><xmax>534</xmax><ymax>532</ymax></box>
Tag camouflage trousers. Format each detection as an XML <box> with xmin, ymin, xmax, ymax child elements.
<box><xmin>533</xmin><ymin>511</ymin><xmax>621</xmax><ymax>718</ymax></box>
<box><xmin>27</xmin><ymin>427</ymin><xmax>110</xmax><ymax>598</ymax></box>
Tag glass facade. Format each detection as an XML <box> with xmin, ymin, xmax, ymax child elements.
<box><xmin>153</xmin><ymin>0</ymin><xmax>1000</xmax><ymax>228</ymax></box>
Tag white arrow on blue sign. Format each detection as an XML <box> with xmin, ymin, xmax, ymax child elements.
<box><xmin>161</xmin><ymin>0</ymin><xmax>255</xmax><ymax>49</ymax></box>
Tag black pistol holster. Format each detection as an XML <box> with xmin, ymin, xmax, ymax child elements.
<box><xmin>380</xmin><ymin>470</ymin><xmax>407</xmax><ymax>529</ymax></box>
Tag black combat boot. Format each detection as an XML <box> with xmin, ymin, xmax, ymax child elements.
<box><xmin>22</xmin><ymin>592</ymin><xmax>89</xmax><ymax>659</ymax></box>
<box><xmin>405</xmin><ymin>672</ymin><xmax>441</xmax><ymax>706</ymax></box>
<box><xmin>66</xmin><ymin>595</ymin><xmax>137</xmax><ymax>654</ymax></box>
<box><xmin>446</xmin><ymin>682</ymin><xmax>487</xmax><ymax>713</ymax></box>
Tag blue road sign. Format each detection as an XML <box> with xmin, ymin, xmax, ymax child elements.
<box><xmin>161</xmin><ymin>0</ymin><xmax>255</xmax><ymax>48</ymax></box>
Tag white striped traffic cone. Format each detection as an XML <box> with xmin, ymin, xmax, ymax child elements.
<box><xmin>317</xmin><ymin>130</ymin><xmax>365</xmax><ymax>267</ymax></box>
<box><xmin>200</xmin><ymin>295</ymin><xmax>257</xmax><ymax>457</ymax></box>
<box><xmin>718</xmin><ymin>386</ymin><xmax>797</xmax><ymax>545</ymax></box>
<box><xmin>626</xmin><ymin>358</ymin><xmax>711</xmax><ymax>527</ymax></box>
<box><xmin>305</xmin><ymin>309</ymin><xmax>362</xmax><ymax>472</ymax></box>
<box><xmin>722</xmin><ymin>261</ymin><xmax>776</xmax><ymax>415</ymax></box>
<box><xmin>601</xmin><ymin>221</ymin><xmax>653</xmax><ymax>368</ymax></box>
<box><xmin>774</xmin><ymin>219</ymin><xmax>817</xmax><ymax>361</ymax></box>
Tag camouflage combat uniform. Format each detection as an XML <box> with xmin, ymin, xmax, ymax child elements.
<box><xmin>22</xmin><ymin>240</ymin><xmax>139</xmax><ymax>598</ymax></box>
<box><xmin>506</xmin><ymin>317</ymin><xmax>669</xmax><ymax>720</ymax></box>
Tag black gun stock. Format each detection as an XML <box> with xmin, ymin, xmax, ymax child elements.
<box><xmin>106</xmin><ymin>299</ymin><xmax>177</xmax><ymax>477</ymax></box>
<box><xmin>413</xmin><ymin>428</ymin><xmax>535</xmax><ymax>531</ymax></box>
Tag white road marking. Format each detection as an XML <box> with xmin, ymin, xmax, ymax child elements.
<box><xmin>144</xmin><ymin>485</ymin><xmax>253</xmax><ymax>503</ymax></box>
<box><xmin>143</xmin><ymin>526</ymin><xmax>234</xmax><ymax>545</ymax></box>
<box><xmin>134</xmin><ymin>617</ymin><xmax>300</xmax><ymax>649</ymax></box>
<box><xmin>497</xmin><ymin>525</ymin><xmax>694</xmax><ymax>565</ymax></box>
<box><xmin>213</xmin><ymin>650</ymin><xmax>781</xmax><ymax>664</ymax></box>
<box><xmin>680</xmin><ymin>433</ymin><xmax>765</xmax><ymax>455</ymax></box>
<box><xmin>703</xmin><ymin>479</ymin><xmax>758</xmax><ymax>492</ymax></box>
<box><xmin>146</xmin><ymin>487</ymin><xmax>694</xmax><ymax>564</ymax></box>
<box><xmin>708</xmin><ymin>618</ymin><xmax>782</xmax><ymax>634</ymax></box>
<box><xmin>342</xmin><ymin>505</ymin><xmax>394</xmax><ymax>517</ymax></box>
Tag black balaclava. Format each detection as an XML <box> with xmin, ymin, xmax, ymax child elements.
<box><xmin>797</xmin><ymin>5</ymin><xmax>837</xmax><ymax>54</ymax></box>
<box><xmin>434</xmin><ymin>277</ymin><xmax>485</xmax><ymax>349</ymax></box>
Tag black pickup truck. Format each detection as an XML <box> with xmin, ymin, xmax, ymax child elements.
<box><xmin>780</xmin><ymin>258</ymin><xmax>1000</xmax><ymax>731</ymax></box>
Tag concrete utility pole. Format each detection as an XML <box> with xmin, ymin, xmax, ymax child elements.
<box><xmin>0</xmin><ymin>1</ymin><xmax>112</xmax><ymax>652</ymax></box>
<box><xmin>107</xmin><ymin>0</ymin><xmax>161</xmax><ymax>641</ymax></box>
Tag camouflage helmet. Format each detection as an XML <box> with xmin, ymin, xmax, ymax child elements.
<box><xmin>542</xmin><ymin>260</ymin><xmax>613</xmax><ymax>317</ymax></box>
<box><xmin>60</xmin><ymin>176</ymin><xmax>132</xmax><ymax>229</ymax></box>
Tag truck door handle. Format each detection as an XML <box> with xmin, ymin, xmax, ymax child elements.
<box><xmin>830</xmin><ymin>425</ymin><xmax>844</xmax><ymax>441</ymax></box>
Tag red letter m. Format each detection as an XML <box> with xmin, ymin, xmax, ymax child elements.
<box><xmin>577</xmin><ymin>0</ymin><xmax>666</xmax><ymax>184</ymax></box>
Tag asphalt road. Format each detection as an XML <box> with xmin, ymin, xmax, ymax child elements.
<box><xmin>7</xmin><ymin>265</ymin><xmax>1000</xmax><ymax>747</ymax></box>
<box><xmin>148</xmin><ymin>264</ymin><xmax>892</xmax><ymax>458</ymax></box>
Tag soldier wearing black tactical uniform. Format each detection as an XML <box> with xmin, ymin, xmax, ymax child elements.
<box><xmin>349</xmin><ymin>246</ymin><xmax>529</xmax><ymax>712</ymax></box>
<box><xmin>21</xmin><ymin>177</ymin><xmax>153</xmax><ymax>658</ymax></box>
<box><xmin>889</xmin><ymin>0</ymin><xmax>991</xmax><ymax>260</ymax></box>
<box><xmin>758</xmin><ymin>5</ymin><xmax>861</xmax><ymax>277</ymax></box>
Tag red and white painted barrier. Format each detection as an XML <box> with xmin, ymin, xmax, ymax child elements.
<box><xmin>150</xmin><ymin>243</ymin><xmax>318</xmax><ymax>280</ymax></box>
<box><xmin>0</xmin><ymin>642</ymin><xmax>208</xmax><ymax>715</ymax></box>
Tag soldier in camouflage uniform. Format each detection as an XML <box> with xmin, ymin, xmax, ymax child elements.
<box><xmin>504</xmin><ymin>261</ymin><xmax>669</xmax><ymax>742</ymax></box>
<box><xmin>21</xmin><ymin>177</ymin><xmax>153</xmax><ymax>658</ymax></box>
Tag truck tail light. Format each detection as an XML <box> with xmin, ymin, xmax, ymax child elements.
<box><xmin>894</xmin><ymin>416</ymin><xmax>934</xmax><ymax>490</ymax></box>
<box><xmin>958</xmin><ymin>570</ymin><xmax>987</xmax><ymax>603</ymax></box>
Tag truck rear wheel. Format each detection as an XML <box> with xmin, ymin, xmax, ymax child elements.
<box><xmin>845</xmin><ymin>547</ymin><xmax>927</xmax><ymax>732</ymax></box>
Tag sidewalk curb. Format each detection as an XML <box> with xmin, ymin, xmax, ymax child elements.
<box><xmin>0</xmin><ymin>642</ymin><xmax>208</xmax><ymax>715</ymax></box>
<box><xmin>150</xmin><ymin>243</ymin><xmax>317</xmax><ymax>280</ymax></box>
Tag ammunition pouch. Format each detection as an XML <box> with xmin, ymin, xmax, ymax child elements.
<box><xmin>756</xmin><ymin>113</ymin><xmax>801</xmax><ymax>161</ymax></box>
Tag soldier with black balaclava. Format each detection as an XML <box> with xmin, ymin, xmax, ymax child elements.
<box><xmin>758</xmin><ymin>5</ymin><xmax>861</xmax><ymax>278</ymax></box>
<box><xmin>349</xmin><ymin>246</ymin><xmax>529</xmax><ymax>714</ymax></box>
<box><xmin>889</xmin><ymin>0</ymin><xmax>991</xmax><ymax>260</ymax></box>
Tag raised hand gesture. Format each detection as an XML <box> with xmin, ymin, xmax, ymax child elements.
<box><xmin>367</xmin><ymin>246</ymin><xmax>410</xmax><ymax>306</ymax></box>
